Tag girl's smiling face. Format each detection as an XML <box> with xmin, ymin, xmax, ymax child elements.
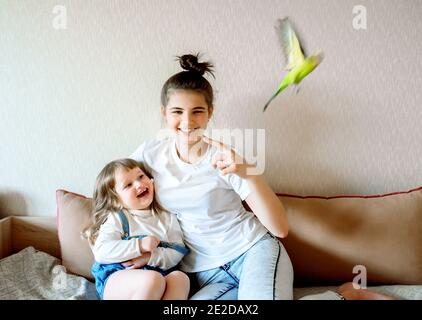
<box><xmin>162</xmin><ymin>90</ymin><xmax>213</xmax><ymax>146</ymax></box>
<box><xmin>114</xmin><ymin>167</ymin><xmax>154</xmax><ymax>210</ymax></box>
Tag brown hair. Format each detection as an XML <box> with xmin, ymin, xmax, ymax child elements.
<box><xmin>161</xmin><ymin>53</ymin><xmax>215</xmax><ymax>108</ymax></box>
<box><xmin>82</xmin><ymin>158</ymin><xmax>164</xmax><ymax>245</ymax></box>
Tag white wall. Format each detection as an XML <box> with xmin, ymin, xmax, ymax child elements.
<box><xmin>1</xmin><ymin>0</ymin><xmax>421</xmax><ymax>216</ymax></box>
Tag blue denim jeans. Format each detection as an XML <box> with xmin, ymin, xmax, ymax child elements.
<box><xmin>190</xmin><ymin>233</ymin><xmax>294</xmax><ymax>300</ymax></box>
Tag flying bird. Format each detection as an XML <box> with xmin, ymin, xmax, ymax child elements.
<box><xmin>263</xmin><ymin>17</ymin><xmax>324</xmax><ymax>112</ymax></box>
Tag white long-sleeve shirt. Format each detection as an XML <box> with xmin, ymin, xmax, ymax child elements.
<box><xmin>92</xmin><ymin>208</ymin><xmax>187</xmax><ymax>271</ymax></box>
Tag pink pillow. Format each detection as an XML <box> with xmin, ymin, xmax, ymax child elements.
<box><xmin>56</xmin><ymin>189</ymin><xmax>94</xmax><ymax>280</ymax></box>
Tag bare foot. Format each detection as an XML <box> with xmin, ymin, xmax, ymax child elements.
<box><xmin>336</xmin><ymin>282</ymin><xmax>395</xmax><ymax>300</ymax></box>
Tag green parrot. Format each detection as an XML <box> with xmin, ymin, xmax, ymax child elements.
<box><xmin>263</xmin><ymin>17</ymin><xmax>324</xmax><ymax>112</ymax></box>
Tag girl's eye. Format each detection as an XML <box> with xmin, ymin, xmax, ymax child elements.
<box><xmin>126</xmin><ymin>183</ymin><xmax>132</xmax><ymax>188</ymax></box>
<box><xmin>193</xmin><ymin>110</ymin><xmax>203</xmax><ymax>114</ymax></box>
<box><xmin>172</xmin><ymin>111</ymin><xmax>183</xmax><ymax>115</ymax></box>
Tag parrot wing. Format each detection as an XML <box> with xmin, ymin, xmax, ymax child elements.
<box><xmin>276</xmin><ymin>18</ymin><xmax>306</xmax><ymax>71</ymax></box>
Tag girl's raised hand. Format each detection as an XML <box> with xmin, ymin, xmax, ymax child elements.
<box><xmin>203</xmin><ymin>136</ymin><xmax>252</xmax><ymax>179</ymax></box>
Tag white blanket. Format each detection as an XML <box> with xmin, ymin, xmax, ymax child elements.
<box><xmin>0</xmin><ymin>246</ymin><xmax>98</xmax><ymax>300</ymax></box>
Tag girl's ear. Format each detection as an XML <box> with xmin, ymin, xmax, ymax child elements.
<box><xmin>160</xmin><ymin>105</ymin><xmax>166</xmax><ymax>117</ymax></box>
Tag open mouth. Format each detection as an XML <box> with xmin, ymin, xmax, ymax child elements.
<box><xmin>136</xmin><ymin>188</ymin><xmax>149</xmax><ymax>198</ymax></box>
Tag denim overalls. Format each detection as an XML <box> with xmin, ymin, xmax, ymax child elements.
<box><xmin>91</xmin><ymin>211</ymin><xmax>189</xmax><ymax>299</ymax></box>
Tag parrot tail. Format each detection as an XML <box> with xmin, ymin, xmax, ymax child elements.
<box><xmin>263</xmin><ymin>94</ymin><xmax>277</xmax><ymax>112</ymax></box>
<box><xmin>263</xmin><ymin>83</ymin><xmax>289</xmax><ymax>112</ymax></box>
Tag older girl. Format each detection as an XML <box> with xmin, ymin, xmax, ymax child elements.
<box><xmin>129</xmin><ymin>54</ymin><xmax>293</xmax><ymax>300</ymax></box>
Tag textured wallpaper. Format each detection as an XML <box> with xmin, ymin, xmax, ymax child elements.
<box><xmin>1</xmin><ymin>0</ymin><xmax>421</xmax><ymax>216</ymax></box>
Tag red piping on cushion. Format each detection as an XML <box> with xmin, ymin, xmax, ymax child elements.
<box><xmin>276</xmin><ymin>186</ymin><xmax>422</xmax><ymax>200</ymax></box>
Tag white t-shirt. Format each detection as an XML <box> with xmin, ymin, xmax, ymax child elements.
<box><xmin>92</xmin><ymin>209</ymin><xmax>186</xmax><ymax>271</ymax></box>
<box><xmin>130</xmin><ymin>137</ymin><xmax>268</xmax><ymax>272</ymax></box>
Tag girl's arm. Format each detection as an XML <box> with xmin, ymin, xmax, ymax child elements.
<box><xmin>147</xmin><ymin>247</ymin><xmax>186</xmax><ymax>270</ymax></box>
<box><xmin>92</xmin><ymin>214</ymin><xmax>143</xmax><ymax>264</ymax></box>
<box><xmin>120</xmin><ymin>236</ymin><xmax>160</xmax><ymax>269</ymax></box>
<box><xmin>121</xmin><ymin>252</ymin><xmax>151</xmax><ymax>269</ymax></box>
<box><xmin>147</xmin><ymin>213</ymin><xmax>188</xmax><ymax>269</ymax></box>
<box><xmin>203</xmin><ymin>136</ymin><xmax>289</xmax><ymax>238</ymax></box>
<box><xmin>244</xmin><ymin>175</ymin><xmax>289</xmax><ymax>238</ymax></box>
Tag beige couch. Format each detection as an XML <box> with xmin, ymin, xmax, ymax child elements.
<box><xmin>1</xmin><ymin>186</ymin><xmax>422</xmax><ymax>299</ymax></box>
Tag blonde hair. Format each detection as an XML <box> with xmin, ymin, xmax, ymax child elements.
<box><xmin>82</xmin><ymin>158</ymin><xmax>164</xmax><ymax>245</ymax></box>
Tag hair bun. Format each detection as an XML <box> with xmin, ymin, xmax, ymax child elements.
<box><xmin>178</xmin><ymin>53</ymin><xmax>215</xmax><ymax>78</ymax></box>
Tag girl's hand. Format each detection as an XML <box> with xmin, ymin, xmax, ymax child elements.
<box><xmin>122</xmin><ymin>253</ymin><xmax>151</xmax><ymax>269</ymax></box>
<box><xmin>203</xmin><ymin>136</ymin><xmax>252</xmax><ymax>179</ymax></box>
<box><xmin>139</xmin><ymin>235</ymin><xmax>160</xmax><ymax>253</ymax></box>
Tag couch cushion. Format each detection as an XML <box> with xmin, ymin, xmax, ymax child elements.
<box><xmin>278</xmin><ymin>187</ymin><xmax>422</xmax><ymax>286</ymax></box>
<box><xmin>56</xmin><ymin>187</ymin><xmax>422</xmax><ymax>286</ymax></box>
<box><xmin>56</xmin><ymin>189</ymin><xmax>94</xmax><ymax>280</ymax></box>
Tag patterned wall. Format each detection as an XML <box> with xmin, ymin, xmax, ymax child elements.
<box><xmin>1</xmin><ymin>0</ymin><xmax>421</xmax><ymax>216</ymax></box>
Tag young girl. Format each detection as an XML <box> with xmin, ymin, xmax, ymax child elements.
<box><xmin>83</xmin><ymin>158</ymin><xmax>190</xmax><ymax>300</ymax></box>
<box><xmin>129</xmin><ymin>54</ymin><xmax>294</xmax><ymax>300</ymax></box>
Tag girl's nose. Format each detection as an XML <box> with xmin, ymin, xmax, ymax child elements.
<box><xmin>182</xmin><ymin>113</ymin><xmax>192</xmax><ymax>124</ymax></box>
<box><xmin>134</xmin><ymin>180</ymin><xmax>143</xmax><ymax>189</ymax></box>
